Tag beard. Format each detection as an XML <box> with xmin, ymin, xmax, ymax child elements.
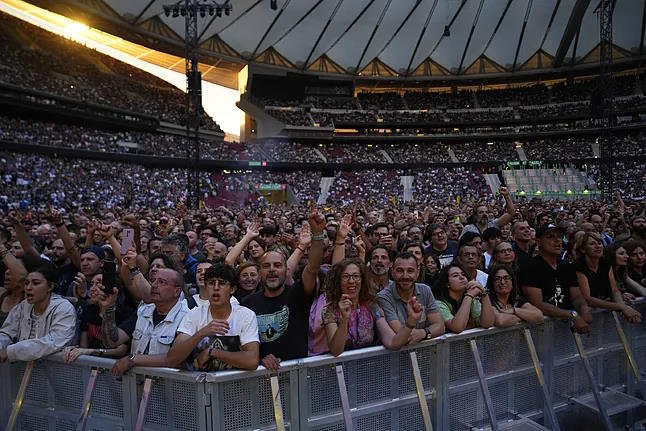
<box><xmin>371</xmin><ymin>264</ymin><xmax>388</xmax><ymax>276</ymax></box>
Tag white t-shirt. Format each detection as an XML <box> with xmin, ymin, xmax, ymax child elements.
<box><xmin>178</xmin><ymin>302</ymin><xmax>259</xmax><ymax>347</ymax></box>
<box><xmin>192</xmin><ymin>294</ymin><xmax>239</xmax><ymax>307</ymax></box>
<box><xmin>476</xmin><ymin>269</ymin><xmax>489</xmax><ymax>287</ymax></box>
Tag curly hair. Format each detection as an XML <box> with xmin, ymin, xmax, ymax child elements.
<box><xmin>324</xmin><ymin>258</ymin><xmax>375</xmax><ymax>313</ymax></box>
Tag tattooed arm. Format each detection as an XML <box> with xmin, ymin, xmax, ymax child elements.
<box><xmin>99</xmin><ymin>289</ymin><xmax>132</xmax><ymax>348</ymax></box>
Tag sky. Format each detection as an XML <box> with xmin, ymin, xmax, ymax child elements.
<box><xmin>0</xmin><ymin>1</ymin><xmax>242</xmax><ymax>136</ymax></box>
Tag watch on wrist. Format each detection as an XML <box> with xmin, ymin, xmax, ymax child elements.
<box><xmin>424</xmin><ymin>327</ymin><xmax>432</xmax><ymax>340</ymax></box>
<box><xmin>569</xmin><ymin>310</ymin><xmax>578</xmax><ymax>320</ymax></box>
<box><xmin>127</xmin><ymin>354</ymin><xmax>136</xmax><ymax>366</ymax></box>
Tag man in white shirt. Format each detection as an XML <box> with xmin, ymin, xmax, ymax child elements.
<box><xmin>167</xmin><ymin>264</ymin><xmax>259</xmax><ymax>371</ymax></box>
<box><xmin>100</xmin><ymin>267</ymin><xmax>189</xmax><ymax>376</ymax></box>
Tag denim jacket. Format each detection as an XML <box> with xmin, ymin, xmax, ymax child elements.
<box><xmin>0</xmin><ymin>294</ymin><xmax>77</xmax><ymax>361</ymax></box>
<box><xmin>131</xmin><ymin>299</ymin><xmax>189</xmax><ymax>356</ymax></box>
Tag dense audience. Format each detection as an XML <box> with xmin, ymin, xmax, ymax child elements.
<box><xmin>4</xmin><ymin>111</ymin><xmax>646</xmax><ymax>165</ymax></box>
<box><xmin>2</xmin><ymin>162</ymin><xmax>645</xmax><ymax>373</ymax></box>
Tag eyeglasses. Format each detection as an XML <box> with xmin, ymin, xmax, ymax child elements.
<box><xmin>206</xmin><ymin>278</ymin><xmax>231</xmax><ymax>289</ymax></box>
<box><xmin>497</xmin><ymin>248</ymin><xmax>513</xmax><ymax>254</ymax></box>
<box><xmin>341</xmin><ymin>274</ymin><xmax>361</xmax><ymax>282</ymax></box>
<box><xmin>431</xmin><ymin>231</ymin><xmax>445</xmax><ymax>237</ymax></box>
<box><xmin>494</xmin><ymin>275</ymin><xmax>512</xmax><ymax>283</ymax></box>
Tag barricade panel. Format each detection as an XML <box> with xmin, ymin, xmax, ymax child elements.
<box><xmin>1</xmin><ymin>306</ymin><xmax>644</xmax><ymax>431</ymax></box>
<box><xmin>218</xmin><ymin>371</ymin><xmax>292</xmax><ymax>431</ymax></box>
<box><xmin>448</xmin><ymin>387</ymin><xmax>479</xmax><ymax>430</ymax></box>
<box><xmin>90</xmin><ymin>371</ymin><xmax>125</xmax><ymax>419</ymax></box>
<box><xmin>356</xmin><ymin>410</ymin><xmax>391</xmax><ymax>431</ymax></box>
<box><xmin>307</xmin><ymin>364</ymin><xmax>342</xmax><ymax>416</ymax></box>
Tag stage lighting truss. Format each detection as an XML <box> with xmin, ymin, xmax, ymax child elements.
<box><xmin>163</xmin><ymin>1</ymin><xmax>232</xmax><ymax>19</ymax></box>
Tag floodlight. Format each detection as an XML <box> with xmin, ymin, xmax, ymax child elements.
<box><xmin>271</xmin><ymin>0</ymin><xmax>278</xmax><ymax>10</ymax></box>
<box><xmin>443</xmin><ymin>25</ymin><xmax>450</xmax><ymax>37</ymax></box>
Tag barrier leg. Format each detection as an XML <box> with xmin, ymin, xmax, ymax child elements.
<box><xmin>409</xmin><ymin>351</ymin><xmax>434</xmax><ymax>431</ymax></box>
<box><xmin>572</xmin><ymin>331</ymin><xmax>614</xmax><ymax>431</ymax></box>
<box><xmin>524</xmin><ymin>329</ymin><xmax>561</xmax><ymax>431</ymax></box>
<box><xmin>335</xmin><ymin>365</ymin><xmax>354</xmax><ymax>431</ymax></box>
<box><xmin>134</xmin><ymin>377</ymin><xmax>153</xmax><ymax>431</ymax></box>
<box><xmin>75</xmin><ymin>367</ymin><xmax>99</xmax><ymax>431</ymax></box>
<box><xmin>612</xmin><ymin>311</ymin><xmax>642</xmax><ymax>383</ymax></box>
<box><xmin>470</xmin><ymin>340</ymin><xmax>498</xmax><ymax>431</ymax></box>
<box><xmin>269</xmin><ymin>375</ymin><xmax>286</xmax><ymax>431</ymax></box>
<box><xmin>6</xmin><ymin>360</ymin><xmax>34</xmax><ymax>431</ymax></box>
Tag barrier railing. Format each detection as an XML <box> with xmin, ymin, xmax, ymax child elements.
<box><xmin>1</xmin><ymin>303</ymin><xmax>645</xmax><ymax>431</ymax></box>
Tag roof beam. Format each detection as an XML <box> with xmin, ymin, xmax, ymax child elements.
<box><xmin>553</xmin><ymin>0</ymin><xmax>591</xmax><ymax>67</ymax></box>
<box><xmin>322</xmin><ymin>0</ymin><xmax>377</xmax><ymax>56</ymax></box>
<box><xmin>570</xmin><ymin>25</ymin><xmax>581</xmax><ymax>65</ymax></box>
<box><xmin>354</xmin><ymin>0</ymin><xmax>393</xmax><ymax>73</ymax></box>
<box><xmin>512</xmin><ymin>0</ymin><xmax>533</xmax><ymax>71</ymax></box>
<box><xmin>458</xmin><ymin>0</ymin><xmax>484</xmax><ymax>73</ymax></box>
<box><xmin>272</xmin><ymin>0</ymin><xmax>326</xmax><ymax>47</ymax></box>
<box><xmin>251</xmin><ymin>0</ymin><xmax>293</xmax><ymax>59</ymax></box>
<box><xmin>539</xmin><ymin>0</ymin><xmax>561</xmax><ymax>50</ymax></box>
<box><xmin>405</xmin><ymin>0</ymin><xmax>439</xmax><ymax>75</ymax></box>
<box><xmin>640</xmin><ymin>0</ymin><xmax>646</xmax><ymax>54</ymax></box>
<box><xmin>429</xmin><ymin>0</ymin><xmax>468</xmax><ymax>57</ymax></box>
<box><xmin>374</xmin><ymin>0</ymin><xmax>423</xmax><ymax>58</ymax></box>
<box><xmin>132</xmin><ymin>0</ymin><xmax>157</xmax><ymax>25</ymax></box>
<box><xmin>303</xmin><ymin>0</ymin><xmax>345</xmax><ymax>69</ymax></box>
<box><xmin>209</xmin><ymin>0</ymin><xmax>263</xmax><ymax>38</ymax></box>
<box><xmin>483</xmin><ymin>0</ymin><xmax>513</xmax><ymax>53</ymax></box>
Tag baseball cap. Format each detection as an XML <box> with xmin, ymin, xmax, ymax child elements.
<box><xmin>535</xmin><ymin>224</ymin><xmax>565</xmax><ymax>238</ymax></box>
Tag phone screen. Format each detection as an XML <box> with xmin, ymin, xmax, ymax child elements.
<box><xmin>102</xmin><ymin>261</ymin><xmax>117</xmax><ymax>294</ymax></box>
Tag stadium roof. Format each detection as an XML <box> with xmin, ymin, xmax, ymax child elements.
<box><xmin>21</xmin><ymin>0</ymin><xmax>646</xmax><ymax>88</ymax></box>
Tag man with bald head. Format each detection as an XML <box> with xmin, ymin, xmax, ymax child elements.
<box><xmin>99</xmin><ymin>267</ymin><xmax>189</xmax><ymax>376</ymax></box>
<box><xmin>242</xmin><ymin>208</ymin><xmax>326</xmax><ymax>371</ymax></box>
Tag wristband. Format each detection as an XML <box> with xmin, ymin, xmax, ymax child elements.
<box><xmin>297</xmin><ymin>247</ymin><xmax>306</xmax><ymax>253</ymax></box>
<box><xmin>55</xmin><ymin>222</ymin><xmax>65</xmax><ymax>227</ymax></box>
<box><xmin>464</xmin><ymin>293</ymin><xmax>475</xmax><ymax>300</ymax></box>
<box><xmin>405</xmin><ymin>321</ymin><xmax>416</xmax><ymax>330</ymax></box>
<box><xmin>130</xmin><ymin>268</ymin><xmax>141</xmax><ymax>278</ymax></box>
<box><xmin>312</xmin><ymin>233</ymin><xmax>325</xmax><ymax>241</ymax></box>
<box><xmin>335</xmin><ymin>242</ymin><xmax>345</xmax><ymax>246</ymax></box>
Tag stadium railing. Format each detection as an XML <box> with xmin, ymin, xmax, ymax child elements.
<box><xmin>1</xmin><ymin>301</ymin><xmax>644</xmax><ymax>431</ymax></box>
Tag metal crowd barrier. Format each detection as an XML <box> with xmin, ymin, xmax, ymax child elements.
<box><xmin>1</xmin><ymin>302</ymin><xmax>645</xmax><ymax>431</ymax></box>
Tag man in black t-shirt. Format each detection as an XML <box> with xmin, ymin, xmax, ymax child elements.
<box><xmin>520</xmin><ymin>224</ymin><xmax>592</xmax><ymax>333</ymax></box>
<box><xmin>424</xmin><ymin>224</ymin><xmax>458</xmax><ymax>268</ymax></box>
<box><xmin>242</xmin><ymin>207</ymin><xmax>326</xmax><ymax>371</ymax></box>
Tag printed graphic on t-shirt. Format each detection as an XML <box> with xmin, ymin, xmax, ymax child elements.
<box><xmin>547</xmin><ymin>282</ymin><xmax>565</xmax><ymax>307</ymax></box>
<box><xmin>192</xmin><ymin>335</ymin><xmax>241</xmax><ymax>371</ymax></box>
<box><xmin>256</xmin><ymin>305</ymin><xmax>289</xmax><ymax>343</ymax></box>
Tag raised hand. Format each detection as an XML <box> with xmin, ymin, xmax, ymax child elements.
<box><xmin>122</xmin><ymin>247</ymin><xmax>137</xmax><ymax>270</ymax></box>
<box><xmin>298</xmin><ymin>222</ymin><xmax>312</xmax><ymax>249</ymax></box>
<box><xmin>308</xmin><ymin>205</ymin><xmax>326</xmax><ymax>235</ymax></box>
<box><xmin>337</xmin><ymin>213</ymin><xmax>354</xmax><ymax>239</ymax></box>
<box><xmin>245</xmin><ymin>221</ymin><xmax>261</xmax><ymax>238</ymax></box>
<box><xmin>177</xmin><ymin>201</ymin><xmax>188</xmax><ymax>219</ymax></box>
<box><xmin>338</xmin><ymin>294</ymin><xmax>352</xmax><ymax>322</ymax></box>
<box><xmin>406</xmin><ymin>296</ymin><xmax>423</xmax><ymax>326</ymax></box>
<box><xmin>122</xmin><ymin>214</ymin><xmax>140</xmax><ymax>231</ymax></box>
<box><xmin>7</xmin><ymin>210</ymin><xmax>23</xmax><ymax>226</ymax></box>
